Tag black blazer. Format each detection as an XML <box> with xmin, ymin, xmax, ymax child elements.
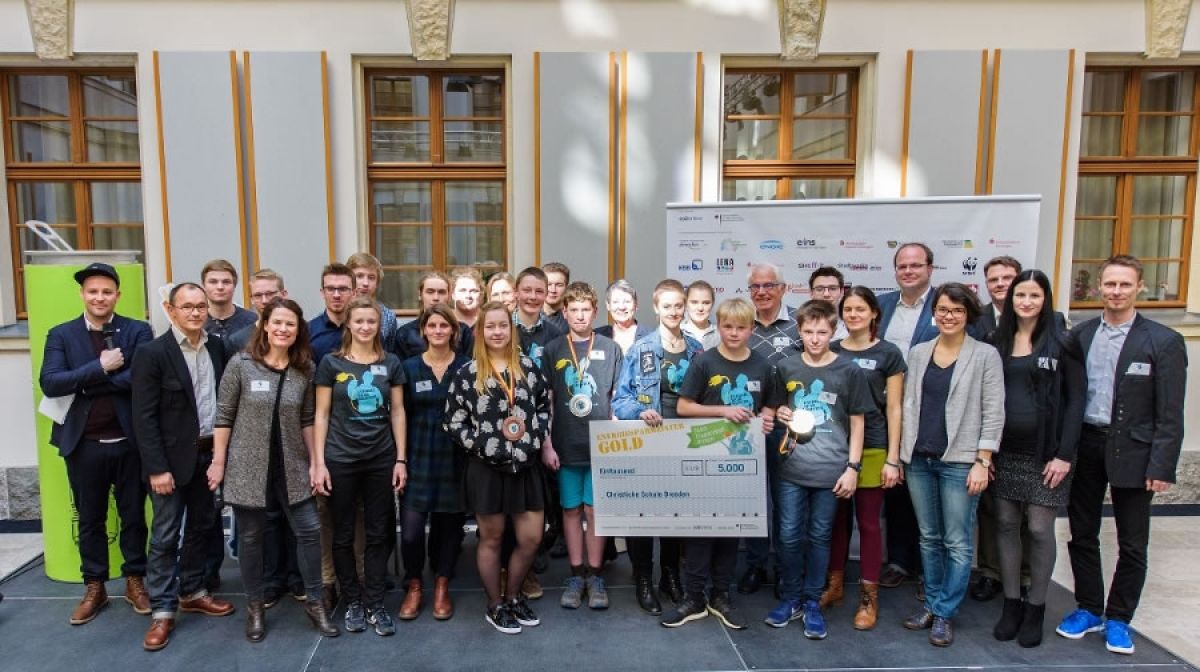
<box><xmin>992</xmin><ymin>330</ymin><xmax>1087</xmax><ymax>465</ymax></box>
<box><xmin>39</xmin><ymin>314</ymin><xmax>153</xmax><ymax>457</ymax></box>
<box><xmin>1070</xmin><ymin>314</ymin><xmax>1187</xmax><ymax>487</ymax></box>
<box><xmin>131</xmin><ymin>330</ymin><xmax>225</xmax><ymax>486</ymax></box>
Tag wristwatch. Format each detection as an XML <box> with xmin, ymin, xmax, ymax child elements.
<box><xmin>845</xmin><ymin>461</ymin><xmax>863</xmax><ymax>473</ymax></box>
<box><xmin>975</xmin><ymin>457</ymin><xmax>992</xmax><ymax>468</ymax></box>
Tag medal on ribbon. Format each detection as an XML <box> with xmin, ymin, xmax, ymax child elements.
<box><xmin>495</xmin><ymin>368</ymin><xmax>526</xmax><ymax>441</ymax></box>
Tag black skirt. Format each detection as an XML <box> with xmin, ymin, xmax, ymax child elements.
<box><xmin>463</xmin><ymin>457</ymin><xmax>547</xmax><ymax>515</ymax></box>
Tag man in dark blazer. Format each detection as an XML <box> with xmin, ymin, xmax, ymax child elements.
<box><xmin>39</xmin><ymin>262</ymin><xmax>153</xmax><ymax>625</ymax></box>
<box><xmin>970</xmin><ymin>256</ymin><xmax>1022</xmax><ymax>342</ymax></box>
<box><xmin>875</xmin><ymin>242</ymin><xmax>939</xmax><ymax>595</ymax></box>
<box><xmin>1056</xmin><ymin>255</ymin><xmax>1187</xmax><ymax>656</ymax></box>
<box><xmin>132</xmin><ymin>282</ymin><xmax>234</xmax><ymax>651</ymax></box>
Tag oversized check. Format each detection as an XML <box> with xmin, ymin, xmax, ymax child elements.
<box><xmin>589</xmin><ymin>418</ymin><xmax>767</xmax><ymax>537</ymax></box>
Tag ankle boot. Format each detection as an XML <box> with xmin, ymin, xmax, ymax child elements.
<box><xmin>245</xmin><ymin>600</ymin><xmax>266</xmax><ymax>642</ymax></box>
<box><xmin>635</xmin><ymin>574</ymin><xmax>662</xmax><ymax>615</ymax></box>
<box><xmin>853</xmin><ymin>582</ymin><xmax>879</xmax><ymax>630</ymax></box>
<box><xmin>399</xmin><ymin>579</ymin><xmax>423</xmax><ymax>620</ymax></box>
<box><xmin>659</xmin><ymin>567</ymin><xmax>684</xmax><ymax>604</ymax></box>
<box><xmin>304</xmin><ymin>601</ymin><xmax>340</xmax><ymax>637</ymax></box>
<box><xmin>432</xmin><ymin>577</ymin><xmax>454</xmax><ymax>621</ymax></box>
<box><xmin>819</xmin><ymin>570</ymin><xmax>845</xmax><ymax>609</ymax></box>
<box><xmin>1017</xmin><ymin>602</ymin><xmax>1046</xmax><ymax>648</ymax></box>
<box><xmin>993</xmin><ymin>598</ymin><xmax>1024</xmax><ymax>641</ymax></box>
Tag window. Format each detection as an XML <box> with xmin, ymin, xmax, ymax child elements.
<box><xmin>2</xmin><ymin>70</ymin><xmax>142</xmax><ymax>317</ymax></box>
<box><xmin>721</xmin><ymin>69</ymin><xmax>857</xmax><ymax>201</ymax></box>
<box><xmin>1072</xmin><ymin>67</ymin><xmax>1198</xmax><ymax>307</ymax></box>
<box><xmin>365</xmin><ymin>69</ymin><xmax>506</xmax><ymax>311</ymax></box>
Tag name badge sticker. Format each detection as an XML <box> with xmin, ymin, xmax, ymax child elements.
<box><xmin>589</xmin><ymin>350</ymin><xmax>606</xmax><ymax>360</ymax></box>
<box><xmin>818</xmin><ymin>391</ymin><xmax>838</xmax><ymax>405</ymax></box>
<box><xmin>251</xmin><ymin>380</ymin><xmax>270</xmax><ymax>392</ymax></box>
<box><xmin>1127</xmin><ymin>362</ymin><xmax>1152</xmax><ymax>376</ymax></box>
<box><xmin>746</xmin><ymin>381</ymin><xmax>762</xmax><ymax>392</ymax></box>
<box><xmin>370</xmin><ymin>365</ymin><xmax>388</xmax><ymax>376</ymax></box>
<box><xmin>930</xmin><ymin>316</ymin><xmax>938</xmax><ymax>326</ymax></box>
<box><xmin>772</xmin><ymin>336</ymin><xmax>791</xmax><ymax>347</ymax></box>
<box><xmin>1038</xmin><ymin>357</ymin><xmax>1058</xmax><ymax>371</ymax></box>
<box><xmin>415</xmin><ymin>380</ymin><xmax>433</xmax><ymax>392</ymax></box>
<box><xmin>855</xmin><ymin>358</ymin><xmax>877</xmax><ymax>370</ymax></box>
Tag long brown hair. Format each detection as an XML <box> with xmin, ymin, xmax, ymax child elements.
<box><xmin>334</xmin><ymin>296</ymin><xmax>385</xmax><ymax>361</ymax></box>
<box><xmin>472</xmin><ymin>300</ymin><xmax>524</xmax><ymax>393</ymax></box>
<box><xmin>420</xmin><ymin>302</ymin><xmax>460</xmax><ymax>351</ymax></box>
<box><xmin>250</xmin><ymin>298</ymin><xmax>313</xmax><ymax>373</ymax></box>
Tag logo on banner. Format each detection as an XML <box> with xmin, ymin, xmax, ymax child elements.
<box><xmin>787</xmin><ymin>283</ymin><xmax>808</xmax><ymax>295</ymax></box>
<box><xmin>720</xmin><ymin>238</ymin><xmax>747</xmax><ymax>252</ymax></box>
<box><xmin>716</xmin><ymin>258</ymin><xmax>736</xmax><ymax>274</ymax></box>
<box><xmin>796</xmin><ymin>261</ymin><xmax>820</xmax><ymax>270</ymax></box>
<box><xmin>962</xmin><ymin>257</ymin><xmax>978</xmax><ymax>274</ymax></box>
<box><xmin>838</xmin><ymin>262</ymin><xmax>882</xmax><ymax>272</ymax></box>
<box><xmin>989</xmin><ymin>238</ymin><xmax>1020</xmax><ymax>249</ymax></box>
<box><xmin>678</xmin><ymin>259</ymin><xmax>704</xmax><ymax>272</ymax></box>
<box><xmin>759</xmin><ymin>239</ymin><xmax>784</xmax><ymax>251</ymax></box>
<box><xmin>678</xmin><ymin>239</ymin><xmax>707</xmax><ymax>250</ymax></box>
<box><xmin>942</xmin><ymin>239</ymin><xmax>975</xmax><ymax>249</ymax></box>
<box><xmin>887</xmin><ymin>240</ymin><xmax>899</xmax><ymax>248</ymax></box>
<box><xmin>839</xmin><ymin>240</ymin><xmax>872</xmax><ymax>249</ymax></box>
<box><xmin>795</xmin><ymin>238</ymin><xmax>821</xmax><ymax>249</ymax></box>
<box><xmin>678</xmin><ymin>215</ymin><xmax>704</xmax><ymax>222</ymax></box>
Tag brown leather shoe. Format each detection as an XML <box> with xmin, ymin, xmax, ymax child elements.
<box><xmin>399</xmin><ymin>579</ymin><xmax>422</xmax><ymax>620</ymax></box>
<box><xmin>432</xmin><ymin>576</ymin><xmax>453</xmax><ymax>621</ymax></box>
<box><xmin>70</xmin><ymin>580</ymin><xmax>109</xmax><ymax>625</ymax></box>
<box><xmin>245</xmin><ymin>600</ymin><xmax>266</xmax><ymax>643</ymax></box>
<box><xmin>819</xmin><ymin>570</ymin><xmax>844</xmax><ymax>609</ymax></box>
<box><xmin>520</xmin><ymin>572</ymin><xmax>543</xmax><ymax>600</ymax></box>
<box><xmin>853</xmin><ymin>582</ymin><xmax>879</xmax><ymax>631</ymax></box>
<box><xmin>304</xmin><ymin>601</ymin><xmax>340</xmax><ymax>637</ymax></box>
<box><xmin>143</xmin><ymin>617</ymin><xmax>175</xmax><ymax>651</ymax></box>
<box><xmin>125</xmin><ymin>576</ymin><xmax>151</xmax><ymax>615</ymax></box>
<box><xmin>180</xmin><ymin>594</ymin><xmax>235</xmax><ymax>617</ymax></box>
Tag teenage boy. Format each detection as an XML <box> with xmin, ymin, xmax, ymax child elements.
<box><xmin>224</xmin><ymin>268</ymin><xmax>288</xmax><ymax>360</ymax></box>
<box><xmin>682</xmin><ymin>280</ymin><xmax>719</xmax><ymax>350</ymax></box>
<box><xmin>201</xmin><ymin>259</ymin><xmax>256</xmax><ymax>341</ymax></box>
<box><xmin>346</xmin><ymin>252</ymin><xmax>399</xmax><ymax>346</ymax></box>
<box><xmin>542</xmin><ymin>262</ymin><xmax>571</xmax><ymax>333</ymax></box>
<box><xmin>452</xmin><ymin>267</ymin><xmax>484</xmax><ymax>328</ymax></box>
<box><xmin>766</xmin><ymin>300</ymin><xmax>871</xmax><ymax>639</ymax></box>
<box><xmin>541</xmin><ymin>282</ymin><xmax>624</xmax><ymax>610</ymax></box>
<box><xmin>391</xmin><ymin>271</ymin><xmax>474</xmax><ymax>359</ymax></box>
<box><xmin>662</xmin><ymin>297</ymin><xmax>781</xmax><ymax>630</ymax></box>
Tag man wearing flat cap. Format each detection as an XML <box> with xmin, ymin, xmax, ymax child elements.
<box><xmin>39</xmin><ymin>262</ymin><xmax>154</xmax><ymax>625</ymax></box>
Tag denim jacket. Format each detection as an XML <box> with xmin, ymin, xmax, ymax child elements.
<box><xmin>612</xmin><ymin>330</ymin><xmax>704</xmax><ymax>419</ymax></box>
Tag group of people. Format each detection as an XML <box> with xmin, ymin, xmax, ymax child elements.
<box><xmin>33</xmin><ymin>242</ymin><xmax>1185</xmax><ymax>657</ymax></box>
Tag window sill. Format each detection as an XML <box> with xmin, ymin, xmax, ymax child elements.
<box><xmin>0</xmin><ymin>322</ymin><xmax>30</xmax><ymax>351</ymax></box>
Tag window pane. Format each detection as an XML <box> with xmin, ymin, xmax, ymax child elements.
<box><xmin>371</xmin><ymin>75</ymin><xmax>429</xmax><ymax>117</ymax></box>
<box><xmin>1082</xmin><ymin>71</ymin><xmax>1126</xmax><ymax>113</ymax></box>
<box><xmin>378</xmin><ymin>270</ymin><xmax>423</xmax><ymax>311</ymax></box>
<box><xmin>790</xmin><ymin>179</ymin><xmax>848</xmax><ymax>199</ymax></box>
<box><xmin>21</xmin><ymin>226</ymin><xmax>77</xmax><ymax>254</ymax></box>
<box><xmin>83</xmin><ymin>75</ymin><xmax>138</xmax><ymax>117</ymax></box>
<box><xmin>8</xmin><ymin>74</ymin><xmax>69</xmax><ymax>116</ymax></box>
<box><xmin>443</xmin><ymin>75</ymin><xmax>502</xmax><ymax>117</ymax></box>
<box><xmin>1073</xmin><ymin>219</ymin><xmax>1115</xmax><ymax>259</ymax></box>
<box><xmin>447</xmin><ymin>226</ymin><xmax>504</xmax><ymax>267</ymax></box>
<box><xmin>1132</xmin><ymin>175</ymin><xmax>1188</xmax><ymax>216</ymax></box>
<box><xmin>722</xmin><ymin>119</ymin><xmax>778</xmax><ymax>161</ymax></box>
<box><xmin>724</xmin><ymin>73</ymin><xmax>781</xmax><ymax>116</ymax></box>
<box><xmin>90</xmin><ymin>182</ymin><xmax>143</xmax><ymax>224</ymax></box>
<box><xmin>1142</xmin><ymin>261</ymin><xmax>1182</xmax><ymax>301</ymax></box>
<box><xmin>11</xmin><ymin>120</ymin><xmax>71</xmax><ymax>162</ymax></box>
<box><xmin>15</xmin><ymin>182</ymin><xmax>75</xmax><ymax>224</ymax></box>
<box><xmin>1130</xmin><ymin>218</ymin><xmax>1186</xmax><ymax>258</ymax></box>
<box><xmin>1080</xmin><ymin>116</ymin><xmax>1122</xmax><ymax>156</ymax></box>
<box><xmin>722</xmin><ymin>179</ymin><xmax>777</xmax><ymax>201</ymax></box>
<box><xmin>1139</xmin><ymin>71</ymin><xmax>1194</xmax><ymax>113</ymax></box>
<box><xmin>1076</xmin><ymin>176</ymin><xmax>1118</xmax><ymax>215</ymax></box>
<box><xmin>372</xmin><ymin>182</ymin><xmax>432</xmax><ymax>222</ymax></box>
<box><xmin>375</xmin><ymin>226</ymin><xmax>432</xmax><ymax>266</ymax></box>
<box><xmin>371</xmin><ymin>121</ymin><xmax>430</xmax><ymax>162</ymax></box>
<box><xmin>444</xmin><ymin>121</ymin><xmax>503</xmax><ymax>162</ymax></box>
<box><xmin>91</xmin><ymin>226</ymin><xmax>145</xmax><ymax>254</ymax></box>
<box><xmin>1135</xmin><ymin>115</ymin><xmax>1192</xmax><ymax>156</ymax></box>
<box><xmin>1069</xmin><ymin>262</ymin><xmax>1103</xmax><ymax>302</ymax></box>
<box><xmin>86</xmin><ymin>120</ymin><xmax>140</xmax><ymax>162</ymax></box>
<box><xmin>793</xmin><ymin>72</ymin><xmax>850</xmax><ymax>116</ymax></box>
<box><xmin>793</xmin><ymin>118</ymin><xmax>849</xmax><ymax>159</ymax></box>
<box><xmin>445</xmin><ymin>182</ymin><xmax>504</xmax><ymax>223</ymax></box>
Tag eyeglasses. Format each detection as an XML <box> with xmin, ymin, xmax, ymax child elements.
<box><xmin>748</xmin><ymin>282</ymin><xmax>782</xmax><ymax>293</ymax></box>
<box><xmin>173</xmin><ymin>304</ymin><xmax>208</xmax><ymax>314</ymax></box>
<box><xmin>250</xmin><ymin>291</ymin><xmax>280</xmax><ymax>301</ymax></box>
<box><xmin>811</xmin><ymin>285</ymin><xmax>841</xmax><ymax>294</ymax></box>
<box><xmin>935</xmin><ymin>306</ymin><xmax>967</xmax><ymax>318</ymax></box>
<box><xmin>896</xmin><ymin>263</ymin><xmax>928</xmax><ymax>272</ymax></box>
<box><xmin>322</xmin><ymin>286</ymin><xmax>353</xmax><ymax>295</ymax></box>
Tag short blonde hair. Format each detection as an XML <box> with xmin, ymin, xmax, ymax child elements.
<box><xmin>715</xmin><ymin>297</ymin><xmax>755</xmax><ymax>327</ymax></box>
<box><xmin>346</xmin><ymin>252</ymin><xmax>384</xmax><ymax>279</ymax></box>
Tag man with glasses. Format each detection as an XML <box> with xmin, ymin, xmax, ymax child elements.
<box><xmin>310</xmin><ymin>263</ymin><xmax>357</xmax><ymax>365</ymax></box>
<box><xmin>876</xmin><ymin>242</ymin><xmax>939</xmax><ymax>598</ymax></box>
<box><xmin>223</xmin><ymin>269</ymin><xmax>289</xmax><ymax>360</ymax></box>
<box><xmin>808</xmin><ymin>267</ymin><xmax>849</xmax><ymax>341</ymax></box>
<box><xmin>133</xmin><ymin>282</ymin><xmax>234</xmax><ymax>651</ymax></box>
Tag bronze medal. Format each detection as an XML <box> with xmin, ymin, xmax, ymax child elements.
<box><xmin>501</xmin><ymin>415</ymin><xmax>526</xmax><ymax>441</ymax></box>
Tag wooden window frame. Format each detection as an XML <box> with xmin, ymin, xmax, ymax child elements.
<box><xmin>1074</xmin><ymin>66</ymin><xmax>1199</xmax><ymax>309</ymax></box>
<box><xmin>2</xmin><ymin>69</ymin><xmax>142</xmax><ymax>318</ymax></box>
<box><xmin>722</xmin><ymin>67</ymin><xmax>858</xmax><ymax>200</ymax></box>
<box><xmin>365</xmin><ymin>68</ymin><xmax>506</xmax><ymax>315</ymax></box>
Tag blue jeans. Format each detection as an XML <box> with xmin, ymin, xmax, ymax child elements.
<box><xmin>775</xmin><ymin>479</ymin><xmax>838</xmax><ymax>602</ymax></box>
<box><xmin>146</xmin><ymin>453</ymin><xmax>218</xmax><ymax>618</ymax></box>
<box><xmin>905</xmin><ymin>456</ymin><xmax>979</xmax><ymax>619</ymax></box>
<box><xmin>745</xmin><ymin>428</ymin><xmax>783</xmax><ymax>572</ymax></box>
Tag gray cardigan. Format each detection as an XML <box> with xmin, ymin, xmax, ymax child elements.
<box><xmin>216</xmin><ymin>353</ymin><xmax>316</xmax><ymax>508</ymax></box>
<box><xmin>901</xmin><ymin>335</ymin><xmax>1005</xmax><ymax>465</ymax></box>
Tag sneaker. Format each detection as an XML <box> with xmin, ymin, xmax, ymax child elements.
<box><xmin>486</xmin><ymin>603</ymin><xmax>521</xmax><ymax>635</ymax></box>
<box><xmin>344</xmin><ymin>601</ymin><xmax>367</xmax><ymax>633</ymax></box>
<box><xmin>508</xmin><ymin>597</ymin><xmax>540</xmax><ymax>627</ymax></box>
<box><xmin>1055</xmin><ymin>608</ymin><xmax>1104</xmax><ymax>639</ymax></box>
<box><xmin>368</xmin><ymin>605</ymin><xmax>396</xmax><ymax>636</ymax></box>
<box><xmin>764</xmin><ymin>599</ymin><xmax>803</xmax><ymax>628</ymax></box>
<box><xmin>802</xmin><ymin>600</ymin><xmax>827</xmax><ymax>639</ymax></box>
<box><xmin>707</xmin><ymin>592</ymin><xmax>747</xmax><ymax>630</ymax></box>
<box><xmin>561</xmin><ymin>576</ymin><xmax>586</xmax><ymax>609</ymax></box>
<box><xmin>661</xmin><ymin>596</ymin><xmax>709</xmax><ymax>628</ymax></box>
<box><xmin>586</xmin><ymin>575</ymin><xmax>610</xmax><ymax>610</ymax></box>
<box><xmin>1105</xmin><ymin>619</ymin><xmax>1135</xmax><ymax>655</ymax></box>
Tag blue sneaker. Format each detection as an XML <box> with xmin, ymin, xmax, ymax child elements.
<box><xmin>764</xmin><ymin>599</ymin><xmax>803</xmax><ymax>628</ymax></box>
<box><xmin>1055</xmin><ymin>608</ymin><xmax>1104</xmax><ymax>639</ymax></box>
<box><xmin>1105</xmin><ymin>619</ymin><xmax>1135</xmax><ymax>655</ymax></box>
<box><xmin>802</xmin><ymin>599</ymin><xmax>827</xmax><ymax>640</ymax></box>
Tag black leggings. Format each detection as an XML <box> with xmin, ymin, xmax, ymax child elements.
<box><xmin>401</xmin><ymin>509</ymin><xmax>466</xmax><ymax>582</ymax></box>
